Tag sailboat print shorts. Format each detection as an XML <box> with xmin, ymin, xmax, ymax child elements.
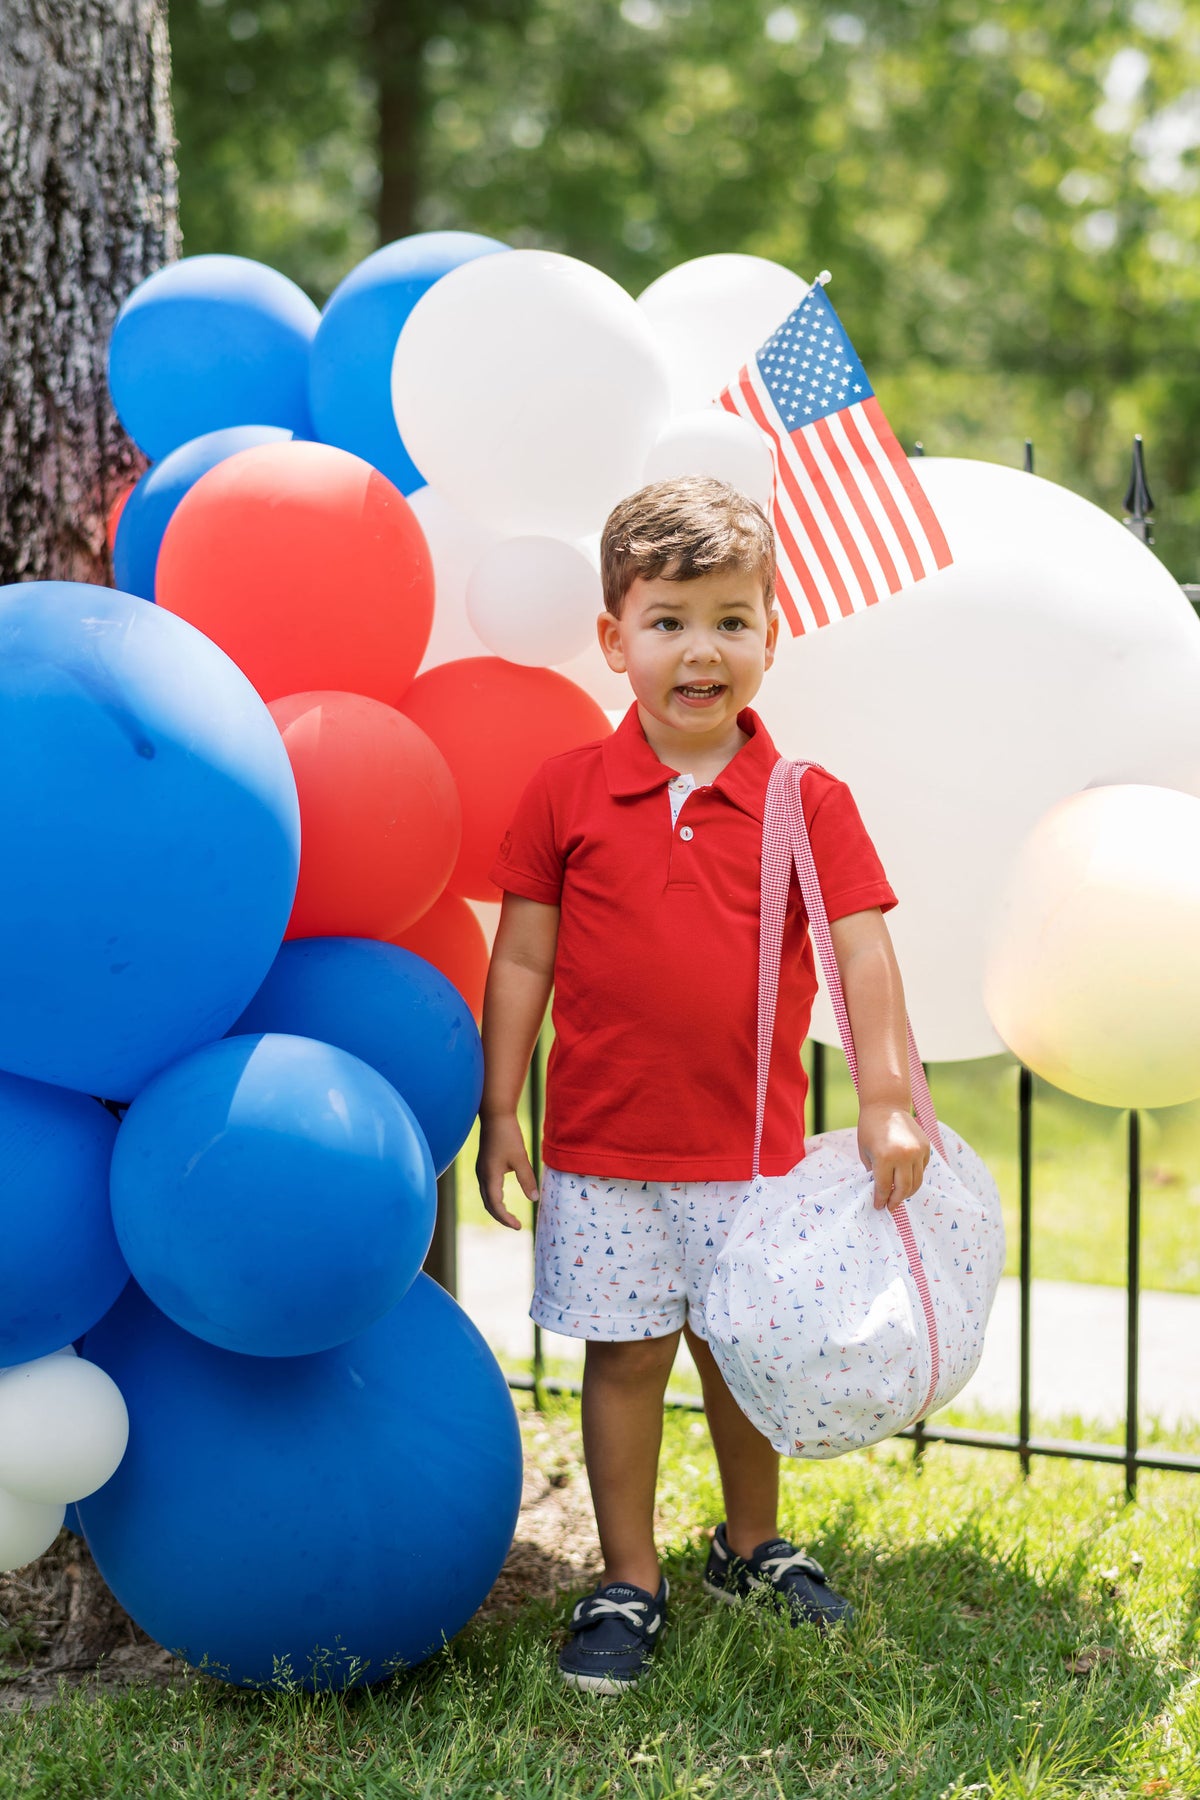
<box><xmin>531</xmin><ymin>1166</ymin><xmax>756</xmax><ymax>1342</ymax></box>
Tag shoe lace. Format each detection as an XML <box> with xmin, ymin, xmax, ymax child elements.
<box><xmin>756</xmin><ymin>1550</ymin><xmax>825</xmax><ymax>1586</ymax></box>
<box><xmin>575</xmin><ymin>1595</ymin><xmax>650</xmax><ymax>1630</ymax></box>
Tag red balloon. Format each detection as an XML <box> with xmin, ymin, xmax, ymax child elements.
<box><xmin>269</xmin><ymin>691</ymin><xmax>461</xmax><ymax>941</ymax></box>
<box><xmin>401</xmin><ymin>658</ymin><xmax>611</xmax><ymax>901</ymax></box>
<box><xmin>157</xmin><ymin>441</ymin><xmax>433</xmax><ymax>706</ymax></box>
<box><xmin>391</xmin><ymin>891</ymin><xmax>490</xmax><ymax>1019</ymax></box>
<box><xmin>106</xmin><ymin>481</ymin><xmax>135</xmax><ymax>554</ymax></box>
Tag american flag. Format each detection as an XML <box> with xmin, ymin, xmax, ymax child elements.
<box><xmin>718</xmin><ymin>278</ymin><xmax>952</xmax><ymax>637</ymax></box>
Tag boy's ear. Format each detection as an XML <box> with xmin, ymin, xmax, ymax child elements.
<box><xmin>763</xmin><ymin>608</ymin><xmax>780</xmax><ymax>670</ymax></box>
<box><xmin>597</xmin><ymin>610</ymin><xmax>626</xmax><ymax>672</ymax></box>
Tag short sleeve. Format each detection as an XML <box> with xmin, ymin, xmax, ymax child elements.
<box><xmin>802</xmin><ymin>775</ymin><xmax>898</xmax><ymax>921</ymax></box>
<box><xmin>489</xmin><ymin>761</ymin><xmax>565</xmax><ymax>905</ymax></box>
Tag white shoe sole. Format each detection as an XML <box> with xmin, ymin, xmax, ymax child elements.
<box><xmin>558</xmin><ymin>1667</ymin><xmax>641</xmax><ymax>1695</ymax></box>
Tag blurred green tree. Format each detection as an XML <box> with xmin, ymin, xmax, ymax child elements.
<box><xmin>170</xmin><ymin>0</ymin><xmax>1200</xmax><ymax>572</ymax></box>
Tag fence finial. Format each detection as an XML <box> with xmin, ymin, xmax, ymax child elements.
<box><xmin>1123</xmin><ymin>435</ymin><xmax>1154</xmax><ymax>546</ymax></box>
<box><xmin>1023</xmin><ymin>439</ymin><xmax>1034</xmax><ymax>474</ymax></box>
<box><xmin>912</xmin><ymin>440</ymin><xmax>925</xmax><ymax>457</ymax></box>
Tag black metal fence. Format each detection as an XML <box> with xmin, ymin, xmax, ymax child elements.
<box><xmin>427</xmin><ymin>437</ymin><xmax>1200</xmax><ymax>1498</ymax></box>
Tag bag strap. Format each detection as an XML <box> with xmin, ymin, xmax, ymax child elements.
<box><xmin>755</xmin><ymin>756</ymin><xmax>941</xmax><ymax>1415</ymax></box>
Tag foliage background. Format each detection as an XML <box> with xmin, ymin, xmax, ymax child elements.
<box><xmin>168</xmin><ymin>0</ymin><xmax>1200</xmax><ymax>576</ymax></box>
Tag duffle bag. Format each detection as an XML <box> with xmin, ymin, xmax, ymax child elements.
<box><xmin>703</xmin><ymin>757</ymin><xmax>1005</xmax><ymax>1459</ymax></box>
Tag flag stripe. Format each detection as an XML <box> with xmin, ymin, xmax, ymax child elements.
<box><xmin>823</xmin><ymin>407</ymin><xmax>912</xmax><ymax>591</ymax></box>
<box><xmin>719</xmin><ymin>388</ymin><xmax>809</xmax><ymax>635</ymax></box>
<box><xmin>790</xmin><ymin>420</ymin><xmax>880</xmax><ymax>611</ymax></box>
<box><xmin>814</xmin><ymin>415</ymin><xmax>901</xmax><ymax>595</ymax></box>
<box><xmin>862</xmin><ymin>397</ymin><xmax>953</xmax><ymax>570</ymax></box>
<box><xmin>741</xmin><ymin>366</ymin><xmax>855</xmax><ymax>619</ymax></box>
<box><xmin>731</xmin><ymin>374</ymin><xmax>834</xmax><ymax>629</ymax></box>
<box><xmin>838</xmin><ymin>404</ymin><xmax>926</xmax><ymax>580</ymax></box>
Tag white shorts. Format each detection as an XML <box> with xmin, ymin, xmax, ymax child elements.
<box><xmin>531</xmin><ymin>1165</ymin><xmax>754</xmax><ymax>1343</ymax></box>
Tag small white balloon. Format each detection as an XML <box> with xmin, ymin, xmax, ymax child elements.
<box><xmin>0</xmin><ymin>1352</ymin><xmax>129</xmax><ymax>1505</ymax></box>
<box><xmin>410</xmin><ymin>485</ymin><xmax>498</xmax><ymax>673</ymax></box>
<box><xmin>637</xmin><ymin>254</ymin><xmax>809</xmax><ymax>413</ymax></box>
<box><xmin>0</xmin><ymin>1485</ymin><xmax>64</xmax><ymax>1573</ymax></box>
<box><xmin>393</xmin><ymin>249</ymin><xmax>670</xmax><ymax>538</ymax></box>
<box><xmin>983</xmin><ymin>784</ymin><xmax>1200</xmax><ymax>1109</ymax></box>
<box><xmin>643</xmin><ymin>409</ymin><xmax>774</xmax><ymax>510</ymax></box>
<box><xmin>466</xmin><ymin>536</ymin><xmax>601</xmax><ymax>668</ymax></box>
<box><xmin>467</xmin><ymin>899</ymin><xmax>501</xmax><ymax>952</ymax></box>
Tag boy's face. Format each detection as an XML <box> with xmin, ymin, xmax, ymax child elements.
<box><xmin>597</xmin><ymin>566</ymin><xmax>779</xmax><ymax>746</ymax></box>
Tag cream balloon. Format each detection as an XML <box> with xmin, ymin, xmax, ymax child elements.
<box><xmin>983</xmin><ymin>785</ymin><xmax>1200</xmax><ymax>1108</ymax></box>
<box><xmin>637</xmin><ymin>254</ymin><xmax>809</xmax><ymax>413</ymax></box>
<box><xmin>409</xmin><ymin>485</ymin><xmax>498</xmax><ymax>674</ymax></box>
<box><xmin>467</xmin><ymin>899</ymin><xmax>501</xmax><ymax>953</ymax></box>
<box><xmin>0</xmin><ymin>1352</ymin><xmax>129</xmax><ymax>1504</ymax></box>
<box><xmin>752</xmin><ymin>457</ymin><xmax>1200</xmax><ymax>1060</ymax></box>
<box><xmin>466</xmin><ymin>535</ymin><xmax>601</xmax><ymax>668</ymax></box>
<box><xmin>643</xmin><ymin>409</ymin><xmax>774</xmax><ymax>511</ymax></box>
<box><xmin>0</xmin><ymin>1486</ymin><xmax>63</xmax><ymax>1573</ymax></box>
<box><xmin>393</xmin><ymin>250</ymin><xmax>670</xmax><ymax>537</ymax></box>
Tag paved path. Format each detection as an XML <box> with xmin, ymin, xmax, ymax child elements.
<box><xmin>457</xmin><ymin>1224</ymin><xmax>1200</xmax><ymax>1431</ymax></box>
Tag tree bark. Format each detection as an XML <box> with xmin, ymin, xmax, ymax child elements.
<box><xmin>373</xmin><ymin>3</ymin><xmax>427</xmax><ymax>247</ymax></box>
<box><xmin>0</xmin><ymin>0</ymin><xmax>179</xmax><ymax>586</ymax></box>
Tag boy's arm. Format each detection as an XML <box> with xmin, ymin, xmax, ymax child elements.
<box><xmin>828</xmin><ymin>908</ymin><xmax>931</xmax><ymax>1211</ymax></box>
<box><xmin>476</xmin><ymin>892</ymin><xmax>560</xmax><ymax>1230</ymax></box>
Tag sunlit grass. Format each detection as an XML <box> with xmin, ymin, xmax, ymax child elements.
<box><xmin>5</xmin><ymin>1394</ymin><xmax>1199</xmax><ymax>1800</ymax></box>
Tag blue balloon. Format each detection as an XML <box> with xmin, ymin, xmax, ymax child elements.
<box><xmin>78</xmin><ymin>1277</ymin><xmax>523</xmax><ymax>1688</ymax></box>
<box><xmin>110</xmin><ymin>1033</ymin><xmax>436</xmax><ymax>1358</ymax></box>
<box><xmin>0</xmin><ymin>583</ymin><xmax>300</xmax><ymax>1098</ymax></box>
<box><xmin>309</xmin><ymin>232</ymin><xmax>509</xmax><ymax>493</ymax></box>
<box><xmin>231</xmin><ymin>938</ymin><xmax>483</xmax><ymax>1176</ymax></box>
<box><xmin>109</xmin><ymin>255</ymin><xmax>320</xmax><ymax>461</ymax></box>
<box><xmin>114</xmin><ymin>426</ymin><xmax>295</xmax><ymax>601</ymax></box>
<box><xmin>0</xmin><ymin>1074</ymin><xmax>127</xmax><ymax>1363</ymax></box>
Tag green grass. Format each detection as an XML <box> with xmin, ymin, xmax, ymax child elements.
<box><xmin>4</xmin><ymin>1395</ymin><xmax>1199</xmax><ymax>1799</ymax></box>
<box><xmin>457</xmin><ymin>1048</ymin><xmax>1200</xmax><ymax>1295</ymax></box>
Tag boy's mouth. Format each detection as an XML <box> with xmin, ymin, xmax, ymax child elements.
<box><xmin>675</xmin><ymin>682</ymin><xmax>725</xmax><ymax>701</ymax></box>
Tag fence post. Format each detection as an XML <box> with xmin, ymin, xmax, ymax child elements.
<box><xmin>1125</xmin><ymin>1109</ymin><xmax>1142</xmax><ymax>1501</ymax></box>
<box><xmin>424</xmin><ymin>1163</ymin><xmax>459</xmax><ymax>1296</ymax></box>
<box><xmin>1018</xmin><ymin>1065</ymin><xmax>1034</xmax><ymax>1476</ymax></box>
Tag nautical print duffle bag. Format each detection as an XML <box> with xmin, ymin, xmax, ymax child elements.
<box><xmin>704</xmin><ymin>759</ymin><xmax>1005</xmax><ymax>1460</ymax></box>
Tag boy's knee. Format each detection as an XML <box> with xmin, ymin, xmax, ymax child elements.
<box><xmin>585</xmin><ymin>1332</ymin><xmax>680</xmax><ymax>1386</ymax></box>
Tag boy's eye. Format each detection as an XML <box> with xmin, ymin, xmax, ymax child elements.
<box><xmin>719</xmin><ymin>619</ymin><xmax>746</xmax><ymax>631</ymax></box>
<box><xmin>651</xmin><ymin>617</ymin><xmax>682</xmax><ymax>630</ymax></box>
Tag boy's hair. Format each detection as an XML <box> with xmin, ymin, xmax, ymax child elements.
<box><xmin>600</xmin><ymin>476</ymin><xmax>776</xmax><ymax>617</ymax></box>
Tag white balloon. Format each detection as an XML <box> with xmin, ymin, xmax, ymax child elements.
<box><xmin>467</xmin><ymin>899</ymin><xmax>501</xmax><ymax>952</ymax></box>
<box><xmin>752</xmin><ymin>457</ymin><xmax>1200</xmax><ymax>1060</ymax></box>
<box><xmin>409</xmin><ymin>485</ymin><xmax>499</xmax><ymax>674</ymax></box>
<box><xmin>637</xmin><ymin>254</ymin><xmax>809</xmax><ymax>413</ymax></box>
<box><xmin>393</xmin><ymin>250</ymin><xmax>670</xmax><ymax>538</ymax></box>
<box><xmin>553</xmin><ymin>636</ymin><xmax>634</xmax><ymax>712</ymax></box>
<box><xmin>983</xmin><ymin>785</ymin><xmax>1200</xmax><ymax>1109</ymax></box>
<box><xmin>643</xmin><ymin>409</ymin><xmax>774</xmax><ymax>511</ymax></box>
<box><xmin>0</xmin><ymin>1485</ymin><xmax>63</xmax><ymax>1573</ymax></box>
<box><xmin>0</xmin><ymin>1352</ymin><xmax>129</xmax><ymax>1504</ymax></box>
<box><xmin>466</xmin><ymin>535</ymin><xmax>601</xmax><ymax>668</ymax></box>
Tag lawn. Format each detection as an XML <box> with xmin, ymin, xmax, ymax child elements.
<box><xmin>456</xmin><ymin>1046</ymin><xmax>1200</xmax><ymax>1296</ymax></box>
<box><xmin>4</xmin><ymin>1395</ymin><xmax>1198</xmax><ymax>1799</ymax></box>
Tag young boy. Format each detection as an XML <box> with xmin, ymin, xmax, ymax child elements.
<box><xmin>476</xmin><ymin>476</ymin><xmax>930</xmax><ymax>1694</ymax></box>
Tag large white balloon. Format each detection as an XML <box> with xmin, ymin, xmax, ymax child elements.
<box><xmin>410</xmin><ymin>485</ymin><xmax>498</xmax><ymax>674</ymax></box>
<box><xmin>637</xmin><ymin>254</ymin><xmax>809</xmax><ymax>413</ymax></box>
<box><xmin>0</xmin><ymin>1486</ymin><xmax>63</xmax><ymax>1573</ymax></box>
<box><xmin>0</xmin><ymin>1352</ymin><xmax>129</xmax><ymax>1504</ymax></box>
<box><xmin>393</xmin><ymin>250</ymin><xmax>670</xmax><ymax>538</ymax></box>
<box><xmin>983</xmin><ymin>785</ymin><xmax>1200</xmax><ymax>1108</ymax></box>
<box><xmin>467</xmin><ymin>535</ymin><xmax>601</xmax><ymax>668</ymax></box>
<box><xmin>643</xmin><ymin>409</ymin><xmax>774</xmax><ymax>510</ymax></box>
<box><xmin>752</xmin><ymin>457</ymin><xmax>1200</xmax><ymax>1060</ymax></box>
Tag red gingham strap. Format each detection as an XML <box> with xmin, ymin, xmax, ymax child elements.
<box><xmin>756</xmin><ymin>757</ymin><xmax>941</xmax><ymax>1415</ymax></box>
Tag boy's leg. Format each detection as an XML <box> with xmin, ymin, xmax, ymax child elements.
<box><xmin>682</xmin><ymin>1320</ymin><xmax>779</xmax><ymax>1558</ymax></box>
<box><xmin>581</xmin><ymin>1330</ymin><xmax>682</xmax><ymax>1593</ymax></box>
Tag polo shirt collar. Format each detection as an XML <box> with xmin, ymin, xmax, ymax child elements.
<box><xmin>601</xmin><ymin>703</ymin><xmax>780</xmax><ymax>821</ymax></box>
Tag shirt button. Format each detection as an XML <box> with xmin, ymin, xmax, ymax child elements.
<box><xmin>679</xmin><ymin>825</ymin><xmax>694</xmax><ymax>841</ymax></box>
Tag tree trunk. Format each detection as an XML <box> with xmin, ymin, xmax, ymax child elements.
<box><xmin>0</xmin><ymin>0</ymin><xmax>179</xmax><ymax>587</ymax></box>
<box><xmin>373</xmin><ymin>3</ymin><xmax>427</xmax><ymax>247</ymax></box>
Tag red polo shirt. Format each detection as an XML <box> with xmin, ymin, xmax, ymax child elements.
<box><xmin>490</xmin><ymin>704</ymin><xmax>897</xmax><ymax>1181</ymax></box>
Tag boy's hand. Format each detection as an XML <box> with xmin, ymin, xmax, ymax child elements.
<box><xmin>476</xmin><ymin>1113</ymin><xmax>538</xmax><ymax>1230</ymax></box>
<box><xmin>857</xmin><ymin>1104</ymin><xmax>931</xmax><ymax>1212</ymax></box>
